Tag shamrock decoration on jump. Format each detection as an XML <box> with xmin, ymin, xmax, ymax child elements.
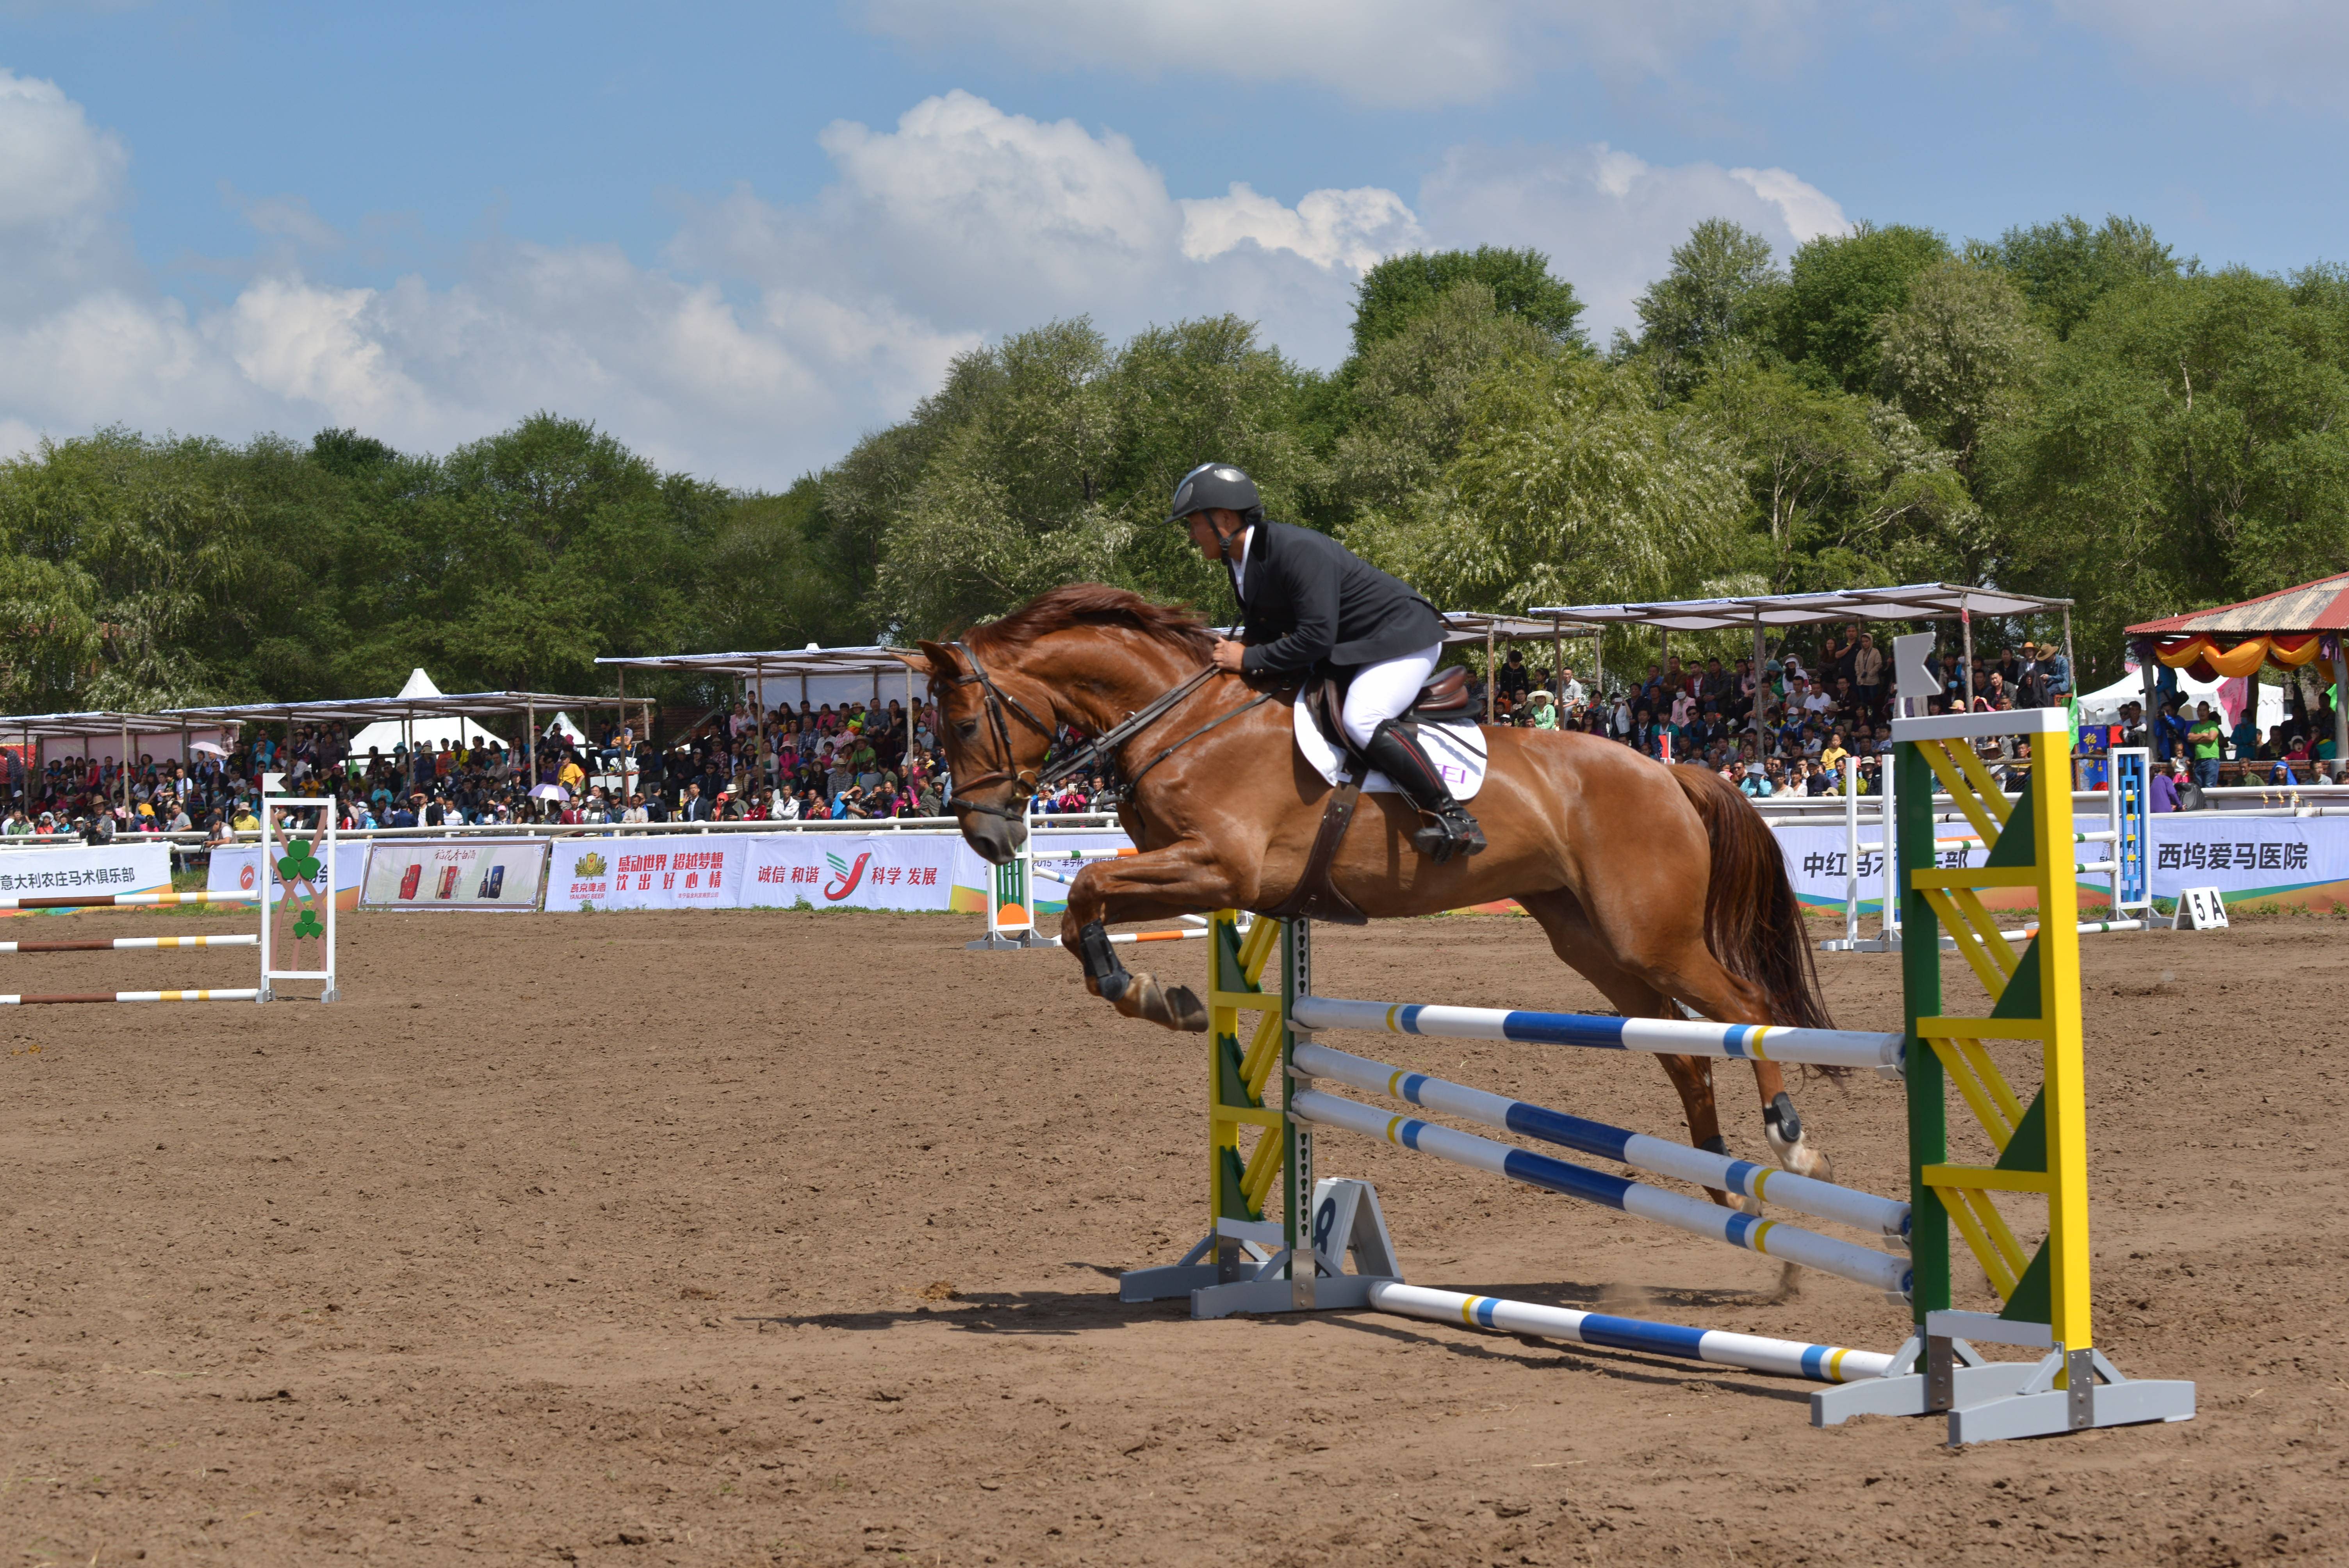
<box><xmin>276</xmin><ymin>836</ymin><xmax>327</xmax><ymax>941</ymax></box>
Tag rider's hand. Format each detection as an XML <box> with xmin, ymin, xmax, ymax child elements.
<box><xmin>1210</xmin><ymin>638</ymin><xmax>1248</xmax><ymax>674</ymax></box>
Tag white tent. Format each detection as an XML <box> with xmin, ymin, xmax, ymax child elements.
<box><xmin>348</xmin><ymin>670</ymin><xmax>502</xmax><ymax>758</ymax></box>
<box><xmin>2076</xmin><ymin>661</ymin><xmax>2285</xmax><ymax>733</ymax></box>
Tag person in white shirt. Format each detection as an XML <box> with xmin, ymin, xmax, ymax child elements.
<box><xmin>1557</xmin><ymin>668</ymin><xmax>1588</xmax><ymax>710</ymax></box>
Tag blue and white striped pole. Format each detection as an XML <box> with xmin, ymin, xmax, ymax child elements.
<box><xmin>1365</xmin><ymin>1281</ymin><xmax>1895</xmax><ymax>1383</ymax></box>
<box><xmin>1292</xmin><ymin>1041</ymin><xmax>1909</xmax><ymax>1242</ymax></box>
<box><xmin>1291</xmin><ymin>1089</ymin><xmax>1912</xmax><ymax>1296</ymax></box>
<box><xmin>1292</xmin><ymin>996</ymin><xmax>1903</xmax><ymax>1073</ymax></box>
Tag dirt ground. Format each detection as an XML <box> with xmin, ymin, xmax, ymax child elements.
<box><xmin>3</xmin><ymin>902</ymin><xmax>2342</xmax><ymax>1566</ymax></box>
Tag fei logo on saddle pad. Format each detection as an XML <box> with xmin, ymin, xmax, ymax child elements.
<box><xmin>1291</xmin><ymin>698</ymin><xmax>1490</xmax><ymax>800</ymax></box>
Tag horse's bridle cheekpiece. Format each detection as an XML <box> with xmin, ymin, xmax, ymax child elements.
<box><xmin>935</xmin><ymin>640</ymin><xmax>1053</xmax><ymax>821</ymax></box>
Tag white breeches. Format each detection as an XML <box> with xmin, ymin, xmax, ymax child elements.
<box><xmin>1342</xmin><ymin>644</ymin><xmax>1444</xmax><ymax>749</ymax></box>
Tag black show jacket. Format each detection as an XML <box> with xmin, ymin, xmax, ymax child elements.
<box><xmin>1228</xmin><ymin>520</ymin><xmax>1443</xmax><ymax>679</ymax></box>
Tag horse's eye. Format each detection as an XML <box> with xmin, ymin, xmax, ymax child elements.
<box><xmin>956</xmin><ymin>721</ymin><xmax>979</xmax><ymax>741</ymax></box>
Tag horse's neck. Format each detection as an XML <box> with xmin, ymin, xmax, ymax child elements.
<box><xmin>1034</xmin><ymin>631</ymin><xmax>1204</xmax><ymax>733</ymax></box>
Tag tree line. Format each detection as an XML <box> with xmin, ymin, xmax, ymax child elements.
<box><xmin>4</xmin><ymin>214</ymin><xmax>2344</xmax><ymax>716</ymax></box>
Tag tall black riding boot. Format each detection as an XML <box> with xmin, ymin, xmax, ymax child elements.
<box><xmin>1362</xmin><ymin>719</ymin><xmax>1487</xmax><ymax>863</ymax></box>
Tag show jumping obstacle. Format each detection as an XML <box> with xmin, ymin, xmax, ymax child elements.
<box><xmin>1821</xmin><ymin>746</ymin><xmax>2153</xmax><ymax>951</ymax></box>
<box><xmin>1119</xmin><ymin>704</ymin><xmax>2196</xmax><ymax>1445</ymax></box>
<box><xmin>0</xmin><ymin>795</ymin><xmax>338</xmax><ymax>1006</ymax></box>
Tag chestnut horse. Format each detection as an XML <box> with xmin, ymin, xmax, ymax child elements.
<box><xmin>899</xmin><ymin>584</ymin><xmax>1839</xmax><ymax>1183</ymax></box>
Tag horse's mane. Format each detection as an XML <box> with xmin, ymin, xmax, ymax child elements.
<box><xmin>963</xmin><ymin>583</ymin><xmax>1216</xmax><ymax>659</ymax></box>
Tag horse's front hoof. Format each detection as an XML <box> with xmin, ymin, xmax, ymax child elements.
<box><xmin>1126</xmin><ymin>973</ymin><xmax>1208</xmax><ymax>1032</ymax></box>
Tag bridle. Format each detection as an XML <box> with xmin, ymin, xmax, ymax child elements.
<box><xmin>934</xmin><ymin>640</ymin><xmax>1055</xmax><ymax>821</ymax></box>
<box><xmin>931</xmin><ymin>638</ymin><xmax>1269</xmax><ymax>822</ymax></box>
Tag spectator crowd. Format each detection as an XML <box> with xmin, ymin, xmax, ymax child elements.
<box><xmin>5</xmin><ymin>630</ymin><xmax>2338</xmax><ymax>843</ymax></box>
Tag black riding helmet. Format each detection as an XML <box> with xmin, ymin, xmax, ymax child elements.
<box><xmin>1167</xmin><ymin>462</ymin><xmax>1263</xmax><ymax>525</ymax></box>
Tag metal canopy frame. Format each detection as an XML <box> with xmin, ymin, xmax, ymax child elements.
<box><xmin>596</xmin><ymin>645</ymin><xmax>921</xmax><ymax>799</ymax></box>
<box><xmin>3</xmin><ymin>710</ymin><xmax>243</xmax><ymax>813</ymax></box>
<box><xmin>1525</xmin><ymin>583</ymin><xmax>2077</xmax><ymax>750</ymax></box>
<box><xmin>1437</xmin><ymin>612</ymin><xmax>1604</xmax><ymax>723</ymax></box>
<box><xmin>157</xmin><ymin>692</ymin><xmax>610</xmax><ymax>807</ymax></box>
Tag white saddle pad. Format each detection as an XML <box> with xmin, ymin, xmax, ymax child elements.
<box><xmin>1293</xmin><ymin>697</ymin><xmax>1489</xmax><ymax>800</ymax></box>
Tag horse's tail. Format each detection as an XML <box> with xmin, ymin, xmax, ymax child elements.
<box><xmin>1671</xmin><ymin>768</ymin><xmax>1834</xmax><ymax>1030</ymax></box>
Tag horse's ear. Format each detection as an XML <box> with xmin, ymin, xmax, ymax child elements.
<box><xmin>904</xmin><ymin>640</ymin><xmax>959</xmax><ymax>680</ymax></box>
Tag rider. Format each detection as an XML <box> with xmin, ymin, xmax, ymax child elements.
<box><xmin>1170</xmin><ymin>461</ymin><xmax>1486</xmax><ymax>862</ymax></box>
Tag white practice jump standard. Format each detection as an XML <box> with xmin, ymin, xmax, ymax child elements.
<box><xmin>1292</xmin><ymin>995</ymin><xmax>1904</xmax><ymax>1073</ymax></box>
<box><xmin>1290</xmin><ymin>1089</ymin><xmax>1913</xmax><ymax>1296</ymax></box>
<box><xmin>1292</xmin><ymin>1041</ymin><xmax>1911</xmax><ymax>1242</ymax></box>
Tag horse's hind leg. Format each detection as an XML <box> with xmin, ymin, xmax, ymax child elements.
<box><xmin>1518</xmin><ymin>891</ymin><xmax>1734</xmax><ymax>1201</ymax></box>
<box><xmin>1519</xmin><ymin>888</ymin><xmax>1830</xmax><ymax>1185</ymax></box>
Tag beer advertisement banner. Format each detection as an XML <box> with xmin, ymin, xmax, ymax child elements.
<box><xmin>547</xmin><ymin>837</ymin><xmax>747</xmax><ymax>911</ymax></box>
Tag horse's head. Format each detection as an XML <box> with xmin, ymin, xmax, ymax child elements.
<box><xmin>896</xmin><ymin>586</ymin><xmax>1217</xmax><ymax>863</ymax></box>
<box><xmin>893</xmin><ymin>638</ymin><xmax>1056</xmax><ymax>864</ymax></box>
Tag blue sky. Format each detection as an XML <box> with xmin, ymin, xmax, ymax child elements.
<box><xmin>2</xmin><ymin>1</ymin><xmax>2344</xmax><ymax>486</ymax></box>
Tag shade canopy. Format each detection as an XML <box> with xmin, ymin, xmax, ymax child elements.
<box><xmin>595</xmin><ymin>645</ymin><xmax>911</xmax><ymax>679</ymax></box>
<box><xmin>1527</xmin><ymin>582</ymin><xmax>2071</xmax><ymax>632</ymax></box>
<box><xmin>1437</xmin><ymin>611</ymin><xmax>1595</xmax><ymax>644</ymax></box>
<box><xmin>2125</xmin><ymin>571</ymin><xmax>2349</xmax><ymax>636</ymax></box>
<box><xmin>160</xmin><ymin>673</ymin><xmax>612</xmax><ymax>763</ymax></box>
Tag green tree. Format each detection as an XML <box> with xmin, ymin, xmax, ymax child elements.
<box><xmin>1331</xmin><ymin>281</ymin><xmax>1558</xmax><ymax>516</ymax></box>
<box><xmin>1694</xmin><ymin>365</ymin><xmax>1978</xmax><ymax>589</ymax></box>
<box><xmin>1780</xmin><ymin>223</ymin><xmax>1952</xmax><ymax>393</ymax></box>
<box><xmin>1987</xmin><ymin>214</ymin><xmax>2181</xmax><ymax>340</ymax></box>
<box><xmin>1629</xmin><ymin>219</ymin><xmax>1785</xmax><ymax>395</ymax></box>
<box><xmin>1349</xmin><ymin>356</ymin><xmax>1745</xmax><ymax>611</ymax></box>
<box><xmin>1980</xmin><ymin>267</ymin><xmax>2349</xmax><ymax>684</ymax></box>
<box><xmin>1350</xmin><ymin>246</ymin><xmax>1586</xmax><ymax>354</ymax></box>
<box><xmin>1874</xmin><ymin>260</ymin><xmax>2051</xmax><ymax>473</ymax></box>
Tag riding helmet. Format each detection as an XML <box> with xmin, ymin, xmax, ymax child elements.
<box><xmin>1167</xmin><ymin>462</ymin><xmax>1263</xmax><ymax>525</ymax></box>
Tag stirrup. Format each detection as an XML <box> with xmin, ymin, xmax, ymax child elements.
<box><xmin>1409</xmin><ymin>804</ymin><xmax>1486</xmax><ymax>864</ymax></box>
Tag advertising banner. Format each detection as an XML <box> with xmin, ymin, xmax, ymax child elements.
<box><xmin>359</xmin><ymin>839</ymin><xmax>551</xmax><ymax>911</ymax></box>
<box><xmin>1772</xmin><ymin>813</ymin><xmax>2349</xmax><ymax>911</ymax></box>
<box><xmin>546</xmin><ymin>836</ymin><xmax>749</xmax><ymax>911</ymax></box>
<box><xmin>1772</xmin><ymin>816</ymin><xmax>2141</xmax><ymax>912</ymax></box>
<box><xmin>208</xmin><ymin>841</ymin><xmax>367</xmax><ymax>910</ymax></box>
<box><xmin>2144</xmin><ymin>815</ymin><xmax>2349</xmax><ymax>905</ymax></box>
<box><xmin>0</xmin><ymin>840</ymin><xmax>171</xmax><ymax>911</ymax></box>
<box><xmin>741</xmin><ymin>834</ymin><xmax>966</xmax><ymax>910</ymax></box>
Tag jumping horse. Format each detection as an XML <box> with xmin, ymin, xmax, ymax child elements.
<box><xmin>897</xmin><ymin>584</ymin><xmax>1841</xmax><ymax>1185</ymax></box>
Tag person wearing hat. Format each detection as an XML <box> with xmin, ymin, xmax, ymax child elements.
<box><xmin>1170</xmin><ymin>461</ymin><xmax>1484</xmax><ymax>861</ymax></box>
<box><xmin>1526</xmin><ymin>690</ymin><xmax>1559</xmax><ymax>731</ymax></box>
<box><xmin>2038</xmin><ymin>640</ymin><xmax>2071</xmax><ymax>702</ymax></box>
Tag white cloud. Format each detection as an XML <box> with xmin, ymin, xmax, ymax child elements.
<box><xmin>1728</xmin><ymin>166</ymin><xmax>1850</xmax><ymax>242</ymax></box>
<box><xmin>0</xmin><ymin>78</ymin><xmax>1849</xmax><ymax>485</ymax></box>
<box><xmin>1415</xmin><ymin>142</ymin><xmax>1848</xmax><ymax>334</ymax></box>
<box><xmin>2054</xmin><ymin>0</ymin><xmax>2349</xmax><ymax>115</ymax></box>
<box><xmin>0</xmin><ymin>67</ymin><xmax>124</xmax><ymax>225</ymax></box>
<box><xmin>856</xmin><ymin>0</ymin><xmax>1829</xmax><ymax>108</ymax></box>
<box><xmin>1180</xmin><ymin>183</ymin><xmax>1426</xmax><ymax>272</ymax></box>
